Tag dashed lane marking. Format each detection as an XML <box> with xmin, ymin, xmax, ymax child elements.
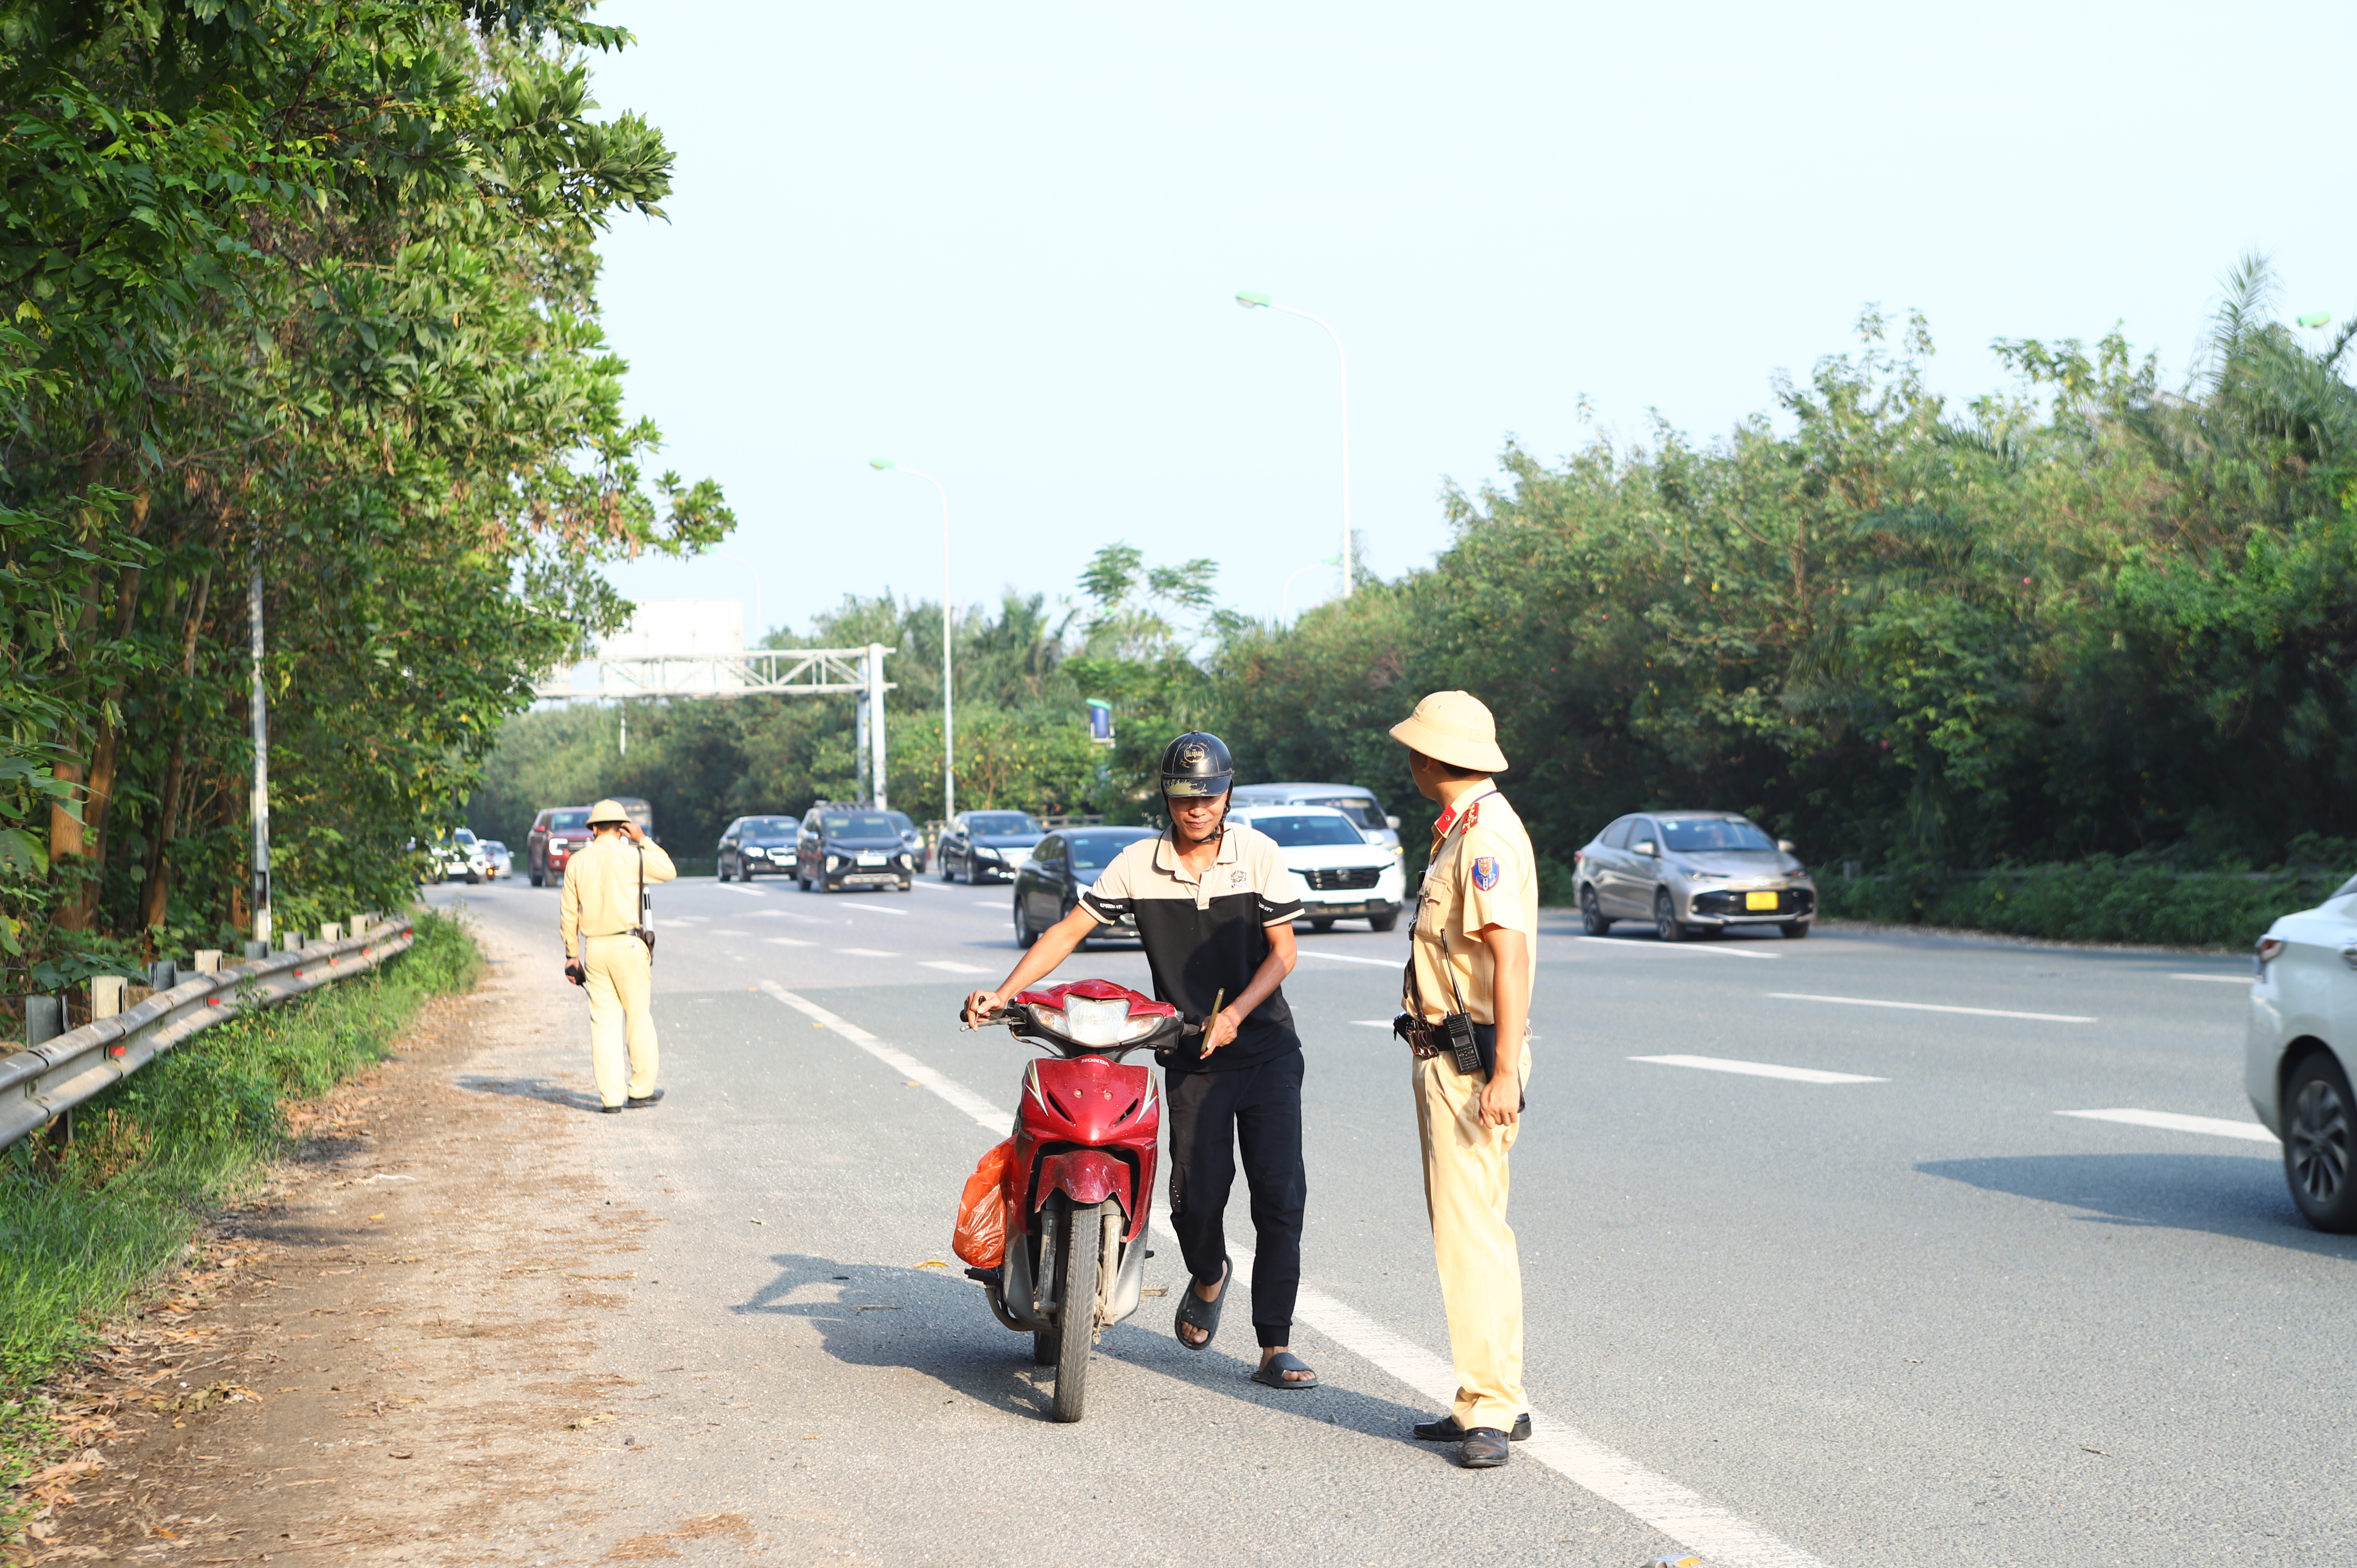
<box><xmin>1573</xmin><ymin>937</ymin><xmax>1779</xmax><ymax>960</ymax></box>
<box><xmin>759</xmin><ymin>983</ymin><xmax>1834</xmax><ymax>1568</ymax></box>
<box><xmin>1294</xmin><ymin>951</ymin><xmax>1408</xmax><ymax>969</ymax></box>
<box><xmin>2169</xmin><ymin>973</ymin><xmax>2250</xmax><ymax>985</ymax></box>
<box><xmin>1631</xmin><ymin>1054</ymin><xmax>1887</xmax><ymax>1085</ymax></box>
<box><xmin>714</xmin><ymin>884</ymin><xmax>769</xmax><ymax>898</ymax></box>
<box><xmin>2058</xmin><ymin>1108</ymin><xmax>2278</xmax><ymax>1143</ymax></box>
<box><xmin>1769</xmin><ymin>991</ymin><xmax>2094</xmax><ymax>1022</ymax></box>
<box><xmin>1351</xmin><ymin>1020</ymin><xmax>1394</xmax><ymax>1028</ymax></box>
<box><xmin>837</xmin><ymin>948</ymin><xmax>899</xmax><ymax>958</ymax></box>
<box><xmin>763</xmin><ymin>938</ymin><xmax>814</xmax><ymax>948</ymax></box>
<box><xmin>920</xmin><ymin>960</ymin><xmax>994</xmax><ymax>975</ymax></box>
<box><xmin>840</xmin><ymin>900</ymin><xmax>909</xmax><ymax>917</ymax></box>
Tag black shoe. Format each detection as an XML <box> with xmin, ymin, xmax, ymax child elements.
<box><xmin>599</xmin><ymin>1104</ymin><xmax>623</xmax><ymax>1115</ymax></box>
<box><xmin>624</xmin><ymin>1089</ymin><xmax>665</xmax><ymax>1109</ymax></box>
<box><xmin>1414</xmin><ymin>1412</ymin><xmax>1531</xmax><ymax>1442</ymax></box>
<box><xmin>1458</xmin><ymin>1427</ymin><xmax>1511</xmax><ymax>1468</ymax></box>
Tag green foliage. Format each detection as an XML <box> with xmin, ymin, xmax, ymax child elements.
<box><xmin>1214</xmin><ymin>270</ymin><xmax>2357</xmax><ymax>910</ymax></box>
<box><xmin>0</xmin><ymin>2</ymin><xmax>728</xmax><ymax>999</ymax></box>
<box><xmin>0</xmin><ymin>910</ymin><xmax>478</xmax><ymax>1397</ymax></box>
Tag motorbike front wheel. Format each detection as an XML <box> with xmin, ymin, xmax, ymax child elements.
<box><xmin>1050</xmin><ymin>1199</ymin><xmax>1104</xmax><ymax>1422</ymax></box>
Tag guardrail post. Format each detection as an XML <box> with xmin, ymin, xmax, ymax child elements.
<box><xmin>147</xmin><ymin>960</ymin><xmax>178</xmax><ymax>991</ymax></box>
<box><xmin>244</xmin><ymin>940</ymin><xmax>267</xmax><ymax>960</ymax></box>
<box><xmin>318</xmin><ymin>922</ymin><xmax>342</xmax><ymax>943</ymax></box>
<box><xmin>194</xmin><ymin>949</ymin><xmax>223</xmax><ymax>974</ymax></box>
<box><xmin>92</xmin><ymin>977</ymin><xmax>128</xmax><ymax>1019</ymax></box>
<box><xmin>24</xmin><ymin>995</ymin><xmax>62</xmax><ymax>1046</ymax></box>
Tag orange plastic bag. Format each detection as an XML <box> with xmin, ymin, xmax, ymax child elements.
<box><xmin>952</xmin><ymin>1138</ymin><xmax>1015</xmax><ymax>1268</ymax></box>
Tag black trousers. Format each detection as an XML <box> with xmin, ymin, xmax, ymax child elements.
<box><xmin>1166</xmin><ymin>1050</ymin><xmax>1306</xmax><ymax>1348</ymax></box>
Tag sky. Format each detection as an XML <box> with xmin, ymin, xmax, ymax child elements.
<box><xmin>582</xmin><ymin>0</ymin><xmax>2357</xmax><ymax>645</ymax></box>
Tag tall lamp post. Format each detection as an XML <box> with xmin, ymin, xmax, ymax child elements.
<box><xmin>1237</xmin><ymin>290</ymin><xmax>1354</xmax><ymax>596</ymax></box>
<box><xmin>869</xmin><ymin>459</ymin><xmax>955</xmax><ymax>821</ymax></box>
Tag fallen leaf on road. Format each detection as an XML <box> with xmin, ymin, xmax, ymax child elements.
<box><xmin>389</xmin><ymin>1451</ymin><xmax>414</xmax><ymax>1459</ymax></box>
<box><xmin>916</xmin><ymin>1260</ymin><xmax>947</xmax><ymax>1269</ymax></box>
<box><xmin>2081</xmin><ymin>1445</ymin><xmax>2110</xmax><ymax>1456</ymax></box>
<box><xmin>748</xmin><ymin>1217</ymin><xmax>765</xmax><ymax>1225</ymax></box>
<box><xmin>569</xmin><ymin>1412</ymin><xmax>615</xmax><ymax>1429</ymax></box>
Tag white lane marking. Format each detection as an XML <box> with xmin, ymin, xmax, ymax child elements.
<box><xmin>920</xmin><ymin>960</ymin><xmax>994</xmax><ymax>975</ymax></box>
<box><xmin>1573</xmin><ymin>936</ymin><xmax>1778</xmax><ymax>961</ymax></box>
<box><xmin>760</xmin><ymin>983</ymin><xmax>1007</xmax><ymax>1130</ymax></box>
<box><xmin>2058</xmin><ymin>1108</ymin><xmax>2278</xmax><ymax>1143</ymax></box>
<box><xmin>1351</xmin><ymin>1020</ymin><xmax>1394</xmax><ymax>1028</ymax></box>
<box><xmin>747</xmin><ymin>910</ymin><xmax>790</xmax><ymax>919</ymax></box>
<box><xmin>838</xmin><ymin>948</ymin><xmax>899</xmax><ymax>958</ymax></box>
<box><xmin>1294</xmin><ymin>951</ymin><xmax>1407</xmax><ymax>969</ymax></box>
<box><xmin>715</xmin><ymin>885</ymin><xmax>769</xmax><ymax>898</ymax></box>
<box><xmin>1632</xmin><ymin>1054</ymin><xmax>1887</xmax><ymax>1085</ymax></box>
<box><xmin>764</xmin><ymin>938</ymin><xmax>814</xmax><ymax>948</ymax></box>
<box><xmin>2169</xmin><ymin>973</ymin><xmax>2250</xmax><ymax>985</ymax></box>
<box><xmin>1770</xmin><ymin>992</ymin><xmax>2093</xmax><ymax>1023</ymax></box>
<box><xmin>711</xmin><ymin>929</ymin><xmax>751</xmax><ymax>936</ymax></box>
<box><xmin>763</xmin><ymin>985</ymin><xmax>1833</xmax><ymax>1568</ymax></box>
<box><xmin>841</xmin><ymin>900</ymin><xmax>909</xmax><ymax>917</ymax></box>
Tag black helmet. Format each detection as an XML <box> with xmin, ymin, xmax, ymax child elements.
<box><xmin>1158</xmin><ymin>731</ymin><xmax>1234</xmax><ymax>798</ymax></box>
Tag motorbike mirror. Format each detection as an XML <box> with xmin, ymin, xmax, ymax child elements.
<box><xmin>1385</xmin><ymin>814</ymin><xmax>1401</xmax><ymax>830</ymax></box>
<box><xmin>1776</xmin><ymin>839</ymin><xmax>1796</xmax><ymax>853</ymax></box>
<box><xmin>1633</xmin><ymin>840</ymin><xmax>1658</xmax><ymax>857</ymax></box>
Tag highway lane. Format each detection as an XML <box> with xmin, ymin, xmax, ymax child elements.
<box><xmin>428</xmin><ymin>870</ymin><xmax>2354</xmax><ymax>1566</ymax></box>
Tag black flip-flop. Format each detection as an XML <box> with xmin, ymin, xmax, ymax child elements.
<box><xmin>1250</xmin><ymin>1351</ymin><xmax>1318</xmax><ymax>1390</ymax></box>
<box><xmin>1173</xmin><ymin>1253</ymin><xmax>1231</xmax><ymax>1350</ymax></box>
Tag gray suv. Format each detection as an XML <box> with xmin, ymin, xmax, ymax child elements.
<box><xmin>1574</xmin><ymin>812</ymin><xmax>1815</xmax><ymax>941</ymax></box>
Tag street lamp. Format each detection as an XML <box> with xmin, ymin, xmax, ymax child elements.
<box><xmin>869</xmin><ymin>458</ymin><xmax>955</xmax><ymax>821</ymax></box>
<box><xmin>1237</xmin><ymin>289</ymin><xmax>1353</xmax><ymax>596</ymax></box>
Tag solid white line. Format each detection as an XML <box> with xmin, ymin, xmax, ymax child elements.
<box><xmin>763</xmin><ymin>937</ymin><xmax>814</xmax><ymax>948</ymax></box>
<box><xmin>920</xmin><ymin>960</ymin><xmax>994</xmax><ymax>975</ymax></box>
<box><xmin>761</xmin><ymin>984</ymin><xmax>1833</xmax><ymax>1568</ymax></box>
<box><xmin>1769</xmin><ymin>992</ymin><xmax>2093</xmax><ymax>1022</ymax></box>
<box><xmin>1632</xmin><ymin>1054</ymin><xmax>1887</xmax><ymax>1085</ymax></box>
<box><xmin>1574</xmin><ymin>936</ymin><xmax>1777</xmax><ymax>961</ymax></box>
<box><xmin>2057</xmin><ymin>1108</ymin><xmax>2278</xmax><ymax>1143</ymax></box>
<box><xmin>1294</xmin><ymin>951</ymin><xmax>1407</xmax><ymax>969</ymax></box>
<box><xmin>2169</xmin><ymin>973</ymin><xmax>2250</xmax><ymax>986</ymax></box>
<box><xmin>838</xmin><ymin>948</ymin><xmax>899</xmax><ymax>958</ymax></box>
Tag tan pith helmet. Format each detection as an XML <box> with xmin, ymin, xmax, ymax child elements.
<box><xmin>1388</xmin><ymin>690</ymin><xmax>1508</xmax><ymax>773</ymax></box>
<box><xmin>586</xmin><ymin>798</ymin><xmax>633</xmax><ymax>827</ymax></box>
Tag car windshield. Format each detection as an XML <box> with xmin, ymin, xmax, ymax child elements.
<box><xmin>1249</xmin><ymin>813</ymin><xmax>1367</xmax><ymax>847</ymax></box>
<box><xmin>1067</xmin><ymin>832</ymin><xmax>1146</xmax><ymax>871</ymax></box>
<box><xmin>1660</xmin><ymin>817</ymin><xmax>1777</xmax><ymax>853</ymax></box>
<box><xmin>550</xmin><ymin>809</ymin><xmax>589</xmax><ymax>832</ymax></box>
<box><xmin>822</xmin><ymin>814</ymin><xmax>897</xmax><ymax>839</ymax></box>
<box><xmin>455</xmin><ymin>828</ymin><xmax>476</xmax><ymax>845</ymax></box>
<box><xmin>968</xmin><ymin>813</ymin><xmax>1040</xmax><ymax>836</ymax></box>
<box><xmin>741</xmin><ymin>817</ymin><xmax>796</xmax><ymax>843</ymax></box>
<box><xmin>1306</xmin><ymin>796</ymin><xmax>1384</xmax><ymax>829</ymax></box>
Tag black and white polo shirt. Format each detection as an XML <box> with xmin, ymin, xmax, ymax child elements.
<box><xmin>1080</xmin><ymin>824</ymin><xmax>1304</xmax><ymax>1072</ymax></box>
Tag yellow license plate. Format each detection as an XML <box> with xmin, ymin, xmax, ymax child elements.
<box><xmin>1745</xmin><ymin>890</ymin><xmax>1780</xmax><ymax>910</ymax></box>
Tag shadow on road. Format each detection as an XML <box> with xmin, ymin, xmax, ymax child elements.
<box><xmin>731</xmin><ymin>1254</ymin><xmax>1439</xmax><ymax>1446</ymax></box>
<box><xmin>1918</xmin><ymin>1152</ymin><xmax>2357</xmax><ymax>1259</ymax></box>
<box><xmin>454</xmin><ymin>1073</ymin><xmax>604</xmax><ymax>1113</ymax></box>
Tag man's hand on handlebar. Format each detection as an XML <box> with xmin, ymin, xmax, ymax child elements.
<box><xmin>960</xmin><ymin>989</ymin><xmax>1008</xmax><ymax>1028</ymax></box>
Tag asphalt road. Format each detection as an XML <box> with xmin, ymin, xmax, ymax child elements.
<box><xmin>424</xmin><ymin>866</ymin><xmax>2352</xmax><ymax>1567</ymax></box>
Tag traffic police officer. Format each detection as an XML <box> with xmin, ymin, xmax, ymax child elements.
<box><xmin>1389</xmin><ymin>691</ymin><xmax>1536</xmax><ymax>1468</ymax></box>
<box><xmin>559</xmin><ymin>799</ymin><xmax>675</xmax><ymax>1113</ymax></box>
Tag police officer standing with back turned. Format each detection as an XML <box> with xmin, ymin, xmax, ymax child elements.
<box><xmin>1388</xmin><ymin>691</ymin><xmax>1537</xmax><ymax>1469</ymax></box>
<box><xmin>559</xmin><ymin>799</ymin><xmax>675</xmax><ymax>1114</ymax></box>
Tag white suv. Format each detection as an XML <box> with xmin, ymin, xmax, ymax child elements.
<box><xmin>2247</xmin><ymin>874</ymin><xmax>2357</xmax><ymax>1232</ymax></box>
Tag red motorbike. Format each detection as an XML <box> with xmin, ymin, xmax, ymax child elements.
<box><xmin>965</xmin><ymin>979</ymin><xmax>1190</xmax><ymax>1422</ymax></box>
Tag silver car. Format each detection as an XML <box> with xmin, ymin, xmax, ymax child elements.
<box><xmin>1573</xmin><ymin>812</ymin><xmax>1815</xmax><ymax>941</ymax></box>
<box><xmin>2246</xmin><ymin>875</ymin><xmax>2357</xmax><ymax>1232</ymax></box>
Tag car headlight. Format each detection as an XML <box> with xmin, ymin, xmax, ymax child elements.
<box><xmin>976</xmin><ymin>846</ymin><xmax>1002</xmax><ymax>860</ymax></box>
<box><xmin>895</xmin><ymin>853</ymin><xmax>911</xmax><ymax>867</ymax></box>
<box><xmin>827</xmin><ymin>855</ymin><xmax>842</xmax><ymax>871</ymax></box>
<box><xmin>745</xmin><ymin>846</ymin><xmax>767</xmax><ymax>858</ymax></box>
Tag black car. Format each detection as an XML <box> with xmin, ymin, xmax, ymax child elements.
<box><xmin>884</xmin><ymin>808</ymin><xmax>929</xmax><ymax>874</ymax></box>
<box><xmin>717</xmin><ymin>814</ymin><xmax>799</xmax><ymax>881</ymax></box>
<box><xmin>795</xmin><ymin>807</ymin><xmax>916</xmax><ymax>893</ymax></box>
<box><xmin>1009</xmin><ymin>825</ymin><xmax>1158</xmax><ymax>947</ymax></box>
<box><xmin>938</xmin><ymin>809</ymin><xmax>1046</xmax><ymax>884</ymax></box>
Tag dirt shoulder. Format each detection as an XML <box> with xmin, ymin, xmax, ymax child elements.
<box><xmin>13</xmin><ymin>919</ymin><xmax>734</xmax><ymax>1566</ymax></box>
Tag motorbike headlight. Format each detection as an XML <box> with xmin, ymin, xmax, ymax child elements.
<box><xmin>1063</xmin><ymin>995</ymin><xmax>1133</xmax><ymax>1046</ymax></box>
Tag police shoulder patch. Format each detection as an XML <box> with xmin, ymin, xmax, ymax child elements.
<box><xmin>1471</xmin><ymin>855</ymin><xmax>1501</xmax><ymax>890</ymax></box>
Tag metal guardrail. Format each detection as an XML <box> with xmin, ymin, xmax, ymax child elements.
<box><xmin>1</xmin><ymin>913</ymin><xmax>418</xmax><ymax>1152</ymax></box>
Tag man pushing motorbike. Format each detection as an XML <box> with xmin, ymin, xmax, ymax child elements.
<box><xmin>961</xmin><ymin>732</ymin><xmax>1317</xmax><ymax>1388</ymax></box>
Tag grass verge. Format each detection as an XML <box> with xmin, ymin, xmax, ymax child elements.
<box><xmin>1814</xmin><ymin>858</ymin><xmax>2350</xmax><ymax>951</ymax></box>
<box><xmin>0</xmin><ymin>908</ymin><xmax>480</xmax><ymax>1538</ymax></box>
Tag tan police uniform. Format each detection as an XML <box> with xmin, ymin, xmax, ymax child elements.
<box><xmin>1393</xmin><ymin>695</ymin><xmax>1536</xmax><ymax>1435</ymax></box>
<box><xmin>559</xmin><ymin>810</ymin><xmax>676</xmax><ymax>1108</ymax></box>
